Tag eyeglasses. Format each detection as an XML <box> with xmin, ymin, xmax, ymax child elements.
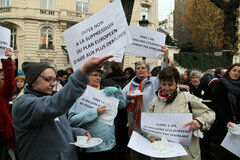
<box><xmin>90</xmin><ymin>74</ymin><xmax>102</xmax><ymax>78</ymax></box>
<box><xmin>136</xmin><ymin>67</ymin><xmax>146</xmax><ymax>70</ymax></box>
<box><xmin>39</xmin><ymin>75</ymin><xmax>56</xmax><ymax>83</ymax></box>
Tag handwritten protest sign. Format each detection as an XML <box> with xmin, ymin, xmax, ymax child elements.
<box><xmin>141</xmin><ymin>113</ymin><xmax>192</xmax><ymax>146</ymax></box>
<box><xmin>0</xmin><ymin>26</ymin><xmax>10</xmax><ymax>58</ymax></box>
<box><xmin>75</xmin><ymin>86</ymin><xmax>119</xmax><ymax>126</ymax></box>
<box><xmin>64</xmin><ymin>0</ymin><xmax>131</xmax><ymax>71</ymax></box>
<box><xmin>125</xmin><ymin>25</ymin><xmax>166</xmax><ymax>59</ymax></box>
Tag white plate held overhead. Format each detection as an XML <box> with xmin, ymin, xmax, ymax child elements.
<box><xmin>70</xmin><ymin>138</ymin><xmax>103</xmax><ymax>148</ymax></box>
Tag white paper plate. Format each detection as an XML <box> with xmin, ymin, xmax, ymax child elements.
<box><xmin>129</xmin><ymin>92</ymin><xmax>144</xmax><ymax>96</ymax></box>
<box><xmin>70</xmin><ymin>138</ymin><xmax>103</xmax><ymax>148</ymax></box>
<box><xmin>150</xmin><ymin>142</ymin><xmax>175</xmax><ymax>154</ymax></box>
<box><xmin>100</xmin><ymin>104</ymin><xmax>118</xmax><ymax>121</ymax></box>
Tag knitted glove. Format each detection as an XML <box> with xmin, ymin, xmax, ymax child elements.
<box><xmin>103</xmin><ymin>86</ymin><xmax>119</xmax><ymax>96</ymax></box>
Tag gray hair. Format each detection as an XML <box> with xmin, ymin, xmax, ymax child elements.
<box><xmin>189</xmin><ymin>71</ymin><xmax>201</xmax><ymax>79</ymax></box>
<box><xmin>45</xmin><ymin>61</ymin><xmax>57</xmax><ymax>73</ymax></box>
<box><xmin>135</xmin><ymin>61</ymin><xmax>150</xmax><ymax>71</ymax></box>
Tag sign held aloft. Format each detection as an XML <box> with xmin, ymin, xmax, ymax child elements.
<box><xmin>0</xmin><ymin>26</ymin><xmax>10</xmax><ymax>59</ymax></box>
<box><xmin>125</xmin><ymin>25</ymin><xmax>166</xmax><ymax>59</ymax></box>
<box><xmin>64</xmin><ymin>0</ymin><xmax>131</xmax><ymax>71</ymax></box>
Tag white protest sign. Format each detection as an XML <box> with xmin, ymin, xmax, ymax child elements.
<box><xmin>141</xmin><ymin>113</ymin><xmax>192</xmax><ymax>146</ymax></box>
<box><xmin>221</xmin><ymin>132</ymin><xmax>240</xmax><ymax>158</ymax></box>
<box><xmin>75</xmin><ymin>86</ymin><xmax>119</xmax><ymax>126</ymax></box>
<box><xmin>128</xmin><ymin>131</ymin><xmax>187</xmax><ymax>158</ymax></box>
<box><xmin>125</xmin><ymin>25</ymin><xmax>166</xmax><ymax>59</ymax></box>
<box><xmin>64</xmin><ymin>0</ymin><xmax>131</xmax><ymax>71</ymax></box>
<box><xmin>0</xmin><ymin>26</ymin><xmax>10</xmax><ymax>59</ymax></box>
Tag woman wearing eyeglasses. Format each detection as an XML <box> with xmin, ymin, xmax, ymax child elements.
<box><xmin>68</xmin><ymin>68</ymin><xmax>127</xmax><ymax>160</ymax></box>
<box><xmin>210</xmin><ymin>63</ymin><xmax>240</xmax><ymax>160</ymax></box>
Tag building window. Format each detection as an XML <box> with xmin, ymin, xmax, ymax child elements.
<box><xmin>141</xmin><ymin>5</ymin><xmax>149</xmax><ymax>20</ymax></box>
<box><xmin>41</xmin><ymin>0</ymin><xmax>53</xmax><ymax>10</ymax></box>
<box><xmin>10</xmin><ymin>29</ymin><xmax>17</xmax><ymax>50</ymax></box>
<box><xmin>0</xmin><ymin>0</ymin><xmax>10</xmax><ymax>7</ymax></box>
<box><xmin>76</xmin><ymin>0</ymin><xmax>89</xmax><ymax>12</ymax></box>
<box><xmin>40</xmin><ymin>27</ymin><xmax>54</xmax><ymax>50</ymax></box>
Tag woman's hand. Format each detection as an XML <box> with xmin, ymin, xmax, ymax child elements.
<box><xmin>184</xmin><ymin>119</ymin><xmax>202</xmax><ymax>133</ymax></box>
<box><xmin>227</xmin><ymin>122</ymin><xmax>233</xmax><ymax>129</ymax></box>
<box><xmin>84</xmin><ymin>132</ymin><xmax>91</xmax><ymax>140</ymax></box>
<box><xmin>5</xmin><ymin>48</ymin><xmax>14</xmax><ymax>58</ymax></box>
<box><xmin>126</xmin><ymin>91</ymin><xmax>136</xmax><ymax>100</ymax></box>
<box><xmin>97</xmin><ymin>105</ymin><xmax>106</xmax><ymax>115</ymax></box>
<box><xmin>81</xmin><ymin>55</ymin><xmax>113</xmax><ymax>75</ymax></box>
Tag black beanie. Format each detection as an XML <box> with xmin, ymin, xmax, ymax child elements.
<box><xmin>22</xmin><ymin>62</ymin><xmax>51</xmax><ymax>85</ymax></box>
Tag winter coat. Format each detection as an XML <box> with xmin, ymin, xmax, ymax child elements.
<box><xmin>148</xmin><ymin>88</ymin><xmax>215</xmax><ymax>160</ymax></box>
<box><xmin>122</xmin><ymin>61</ymin><xmax>169</xmax><ymax>134</ymax></box>
<box><xmin>101</xmin><ymin>72</ymin><xmax>127</xmax><ymax>89</ymax></box>
<box><xmin>0</xmin><ymin>59</ymin><xmax>16</xmax><ymax>149</ymax></box>
<box><xmin>68</xmin><ymin>86</ymin><xmax>127</xmax><ymax>153</ymax></box>
<box><xmin>211</xmin><ymin>80</ymin><xmax>240</xmax><ymax>145</ymax></box>
<box><xmin>12</xmin><ymin>69</ymin><xmax>89</xmax><ymax>160</ymax></box>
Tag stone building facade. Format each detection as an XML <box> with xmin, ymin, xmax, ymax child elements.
<box><xmin>0</xmin><ymin>0</ymin><xmax>163</xmax><ymax>71</ymax></box>
<box><xmin>158</xmin><ymin>12</ymin><xmax>173</xmax><ymax>37</ymax></box>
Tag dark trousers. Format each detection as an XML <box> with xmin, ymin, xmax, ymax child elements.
<box><xmin>81</xmin><ymin>149</ymin><xmax>115</xmax><ymax>160</ymax></box>
<box><xmin>210</xmin><ymin>142</ymin><xmax>239</xmax><ymax>160</ymax></box>
<box><xmin>130</xmin><ymin>149</ymin><xmax>151</xmax><ymax>160</ymax></box>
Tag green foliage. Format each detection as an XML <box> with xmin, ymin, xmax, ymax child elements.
<box><xmin>174</xmin><ymin>52</ymin><xmax>222</xmax><ymax>72</ymax></box>
<box><xmin>179</xmin><ymin>43</ymin><xmax>196</xmax><ymax>52</ymax></box>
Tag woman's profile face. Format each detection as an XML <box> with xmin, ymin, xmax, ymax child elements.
<box><xmin>160</xmin><ymin>79</ymin><xmax>177</xmax><ymax>95</ymax></box>
<box><xmin>229</xmin><ymin>66</ymin><xmax>240</xmax><ymax>80</ymax></box>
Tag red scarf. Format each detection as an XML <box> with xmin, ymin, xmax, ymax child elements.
<box><xmin>158</xmin><ymin>89</ymin><xmax>171</xmax><ymax>102</ymax></box>
<box><xmin>127</xmin><ymin>80</ymin><xmax>144</xmax><ymax>135</ymax></box>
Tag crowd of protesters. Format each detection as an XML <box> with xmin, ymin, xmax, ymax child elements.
<box><xmin>0</xmin><ymin>47</ymin><xmax>239</xmax><ymax>160</ymax></box>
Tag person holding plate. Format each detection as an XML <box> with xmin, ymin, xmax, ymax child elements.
<box><xmin>68</xmin><ymin>68</ymin><xmax>127</xmax><ymax>160</ymax></box>
<box><xmin>12</xmin><ymin>55</ymin><xmax>113</xmax><ymax>160</ymax></box>
<box><xmin>147</xmin><ymin>66</ymin><xmax>215</xmax><ymax>160</ymax></box>
<box><xmin>123</xmin><ymin>46</ymin><xmax>170</xmax><ymax>160</ymax></box>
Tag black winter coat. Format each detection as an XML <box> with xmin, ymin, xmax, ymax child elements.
<box><xmin>211</xmin><ymin>80</ymin><xmax>240</xmax><ymax>144</ymax></box>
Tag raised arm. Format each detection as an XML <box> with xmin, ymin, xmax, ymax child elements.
<box><xmin>0</xmin><ymin>48</ymin><xmax>15</xmax><ymax>100</ymax></box>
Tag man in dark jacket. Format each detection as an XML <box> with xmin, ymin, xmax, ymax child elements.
<box><xmin>12</xmin><ymin>55</ymin><xmax>113</xmax><ymax>160</ymax></box>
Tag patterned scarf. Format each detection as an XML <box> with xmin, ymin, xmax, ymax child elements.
<box><xmin>158</xmin><ymin>88</ymin><xmax>178</xmax><ymax>104</ymax></box>
<box><xmin>127</xmin><ymin>80</ymin><xmax>145</xmax><ymax>135</ymax></box>
<box><xmin>158</xmin><ymin>89</ymin><xmax>171</xmax><ymax>102</ymax></box>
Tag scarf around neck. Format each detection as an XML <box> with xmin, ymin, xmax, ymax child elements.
<box><xmin>127</xmin><ymin>79</ymin><xmax>145</xmax><ymax>135</ymax></box>
<box><xmin>221</xmin><ymin>78</ymin><xmax>240</xmax><ymax>112</ymax></box>
<box><xmin>158</xmin><ymin>88</ymin><xmax>178</xmax><ymax>104</ymax></box>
